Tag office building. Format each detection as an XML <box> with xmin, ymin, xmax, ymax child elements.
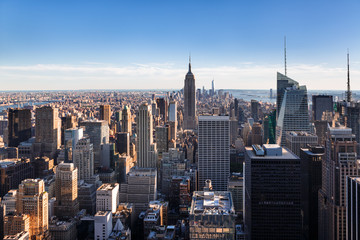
<box><xmin>49</xmin><ymin>218</ymin><xmax>77</xmax><ymax>240</ymax></box>
<box><xmin>285</xmin><ymin>131</ymin><xmax>318</xmax><ymax>157</ymax></box>
<box><xmin>250</xmin><ymin>100</ymin><xmax>260</xmax><ymax>122</ymax></box>
<box><xmin>16</xmin><ymin>179</ymin><xmax>48</xmax><ymax>239</ymax></box>
<box><xmin>34</xmin><ymin>106</ymin><xmax>61</xmax><ymax>158</ymax></box>
<box><xmin>78</xmin><ymin>182</ymin><xmax>96</xmax><ymax>215</ymax></box>
<box><xmin>64</xmin><ymin>128</ymin><xmax>83</xmax><ymax>157</ymax></box>
<box><xmin>122</xmin><ymin>105</ymin><xmax>132</xmax><ymax>135</ymax></box>
<box><xmin>300</xmin><ymin>146</ymin><xmax>324</xmax><ymax>240</ymax></box>
<box><xmin>183</xmin><ymin>59</ymin><xmax>197</xmax><ymax>130</ymax></box>
<box><xmin>96</xmin><ymin>183</ymin><xmax>119</xmax><ymax>214</ymax></box>
<box><xmin>61</xmin><ymin>114</ymin><xmax>77</xmax><ymax>145</ymax></box>
<box><xmin>276</xmin><ymin>72</ymin><xmax>299</xmax><ymax>119</ymax></box>
<box><xmin>73</xmin><ymin>137</ymin><xmax>94</xmax><ymax>181</ymax></box>
<box><xmin>80</xmin><ymin>120</ymin><xmax>109</xmax><ymax>169</ymax></box>
<box><xmin>346</xmin><ymin>176</ymin><xmax>360</xmax><ymax>240</ymax></box>
<box><xmin>250</xmin><ymin>122</ymin><xmax>262</xmax><ymax>145</ymax></box>
<box><xmin>2</xmin><ymin>189</ymin><xmax>17</xmax><ymax>214</ymax></box>
<box><xmin>100</xmin><ymin>105</ymin><xmax>111</xmax><ymax>125</ymax></box>
<box><xmin>94</xmin><ymin>211</ymin><xmax>112</xmax><ymax>240</ymax></box>
<box><xmin>119</xmin><ymin>167</ymin><xmax>157</xmax><ymax>215</ymax></box>
<box><xmin>7</xmin><ymin>109</ymin><xmax>31</xmax><ymax>148</ymax></box>
<box><xmin>318</xmin><ymin>126</ymin><xmax>357</xmax><ymax>240</ymax></box>
<box><xmin>115</xmin><ymin>132</ymin><xmax>130</xmax><ymax>156</ymax></box>
<box><xmin>168</xmin><ymin>100</ymin><xmax>177</xmax><ymax>122</ymax></box>
<box><xmin>276</xmin><ymin>74</ymin><xmax>310</xmax><ymax>146</ymax></box>
<box><xmin>198</xmin><ymin>116</ymin><xmax>230</xmax><ymax>191</ymax></box>
<box><xmin>155</xmin><ymin>126</ymin><xmax>169</xmax><ymax>154</ymax></box>
<box><xmin>189</xmin><ymin>191</ymin><xmax>236</xmax><ymax>239</ymax></box>
<box><xmin>3</xmin><ymin>213</ymin><xmax>30</xmax><ymax>236</ymax></box>
<box><xmin>228</xmin><ymin>173</ymin><xmax>244</xmax><ymax>214</ymax></box>
<box><xmin>136</xmin><ymin>103</ymin><xmax>157</xmax><ymax>168</ymax></box>
<box><xmin>156</xmin><ymin>97</ymin><xmax>168</xmax><ymax>122</ymax></box>
<box><xmin>54</xmin><ymin>163</ymin><xmax>79</xmax><ymax>218</ymax></box>
<box><xmin>0</xmin><ymin>159</ymin><xmax>34</xmax><ymax>197</ymax></box>
<box><xmin>312</xmin><ymin>95</ymin><xmax>333</xmax><ymax>121</ymax></box>
<box><xmin>245</xmin><ymin>144</ymin><xmax>301</xmax><ymax>240</ymax></box>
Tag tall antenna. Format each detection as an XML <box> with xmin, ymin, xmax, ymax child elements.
<box><xmin>347</xmin><ymin>49</ymin><xmax>352</xmax><ymax>102</ymax></box>
<box><xmin>284</xmin><ymin>36</ymin><xmax>287</xmax><ymax>76</ymax></box>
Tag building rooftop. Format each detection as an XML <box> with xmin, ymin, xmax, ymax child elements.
<box><xmin>246</xmin><ymin>145</ymin><xmax>298</xmax><ymax>160</ymax></box>
<box><xmin>198</xmin><ymin>115</ymin><xmax>229</xmax><ymax>121</ymax></box>
<box><xmin>97</xmin><ymin>183</ymin><xmax>119</xmax><ymax>191</ymax></box>
<box><xmin>190</xmin><ymin>191</ymin><xmax>235</xmax><ymax>215</ymax></box>
<box><xmin>286</xmin><ymin>131</ymin><xmax>317</xmax><ymax>137</ymax></box>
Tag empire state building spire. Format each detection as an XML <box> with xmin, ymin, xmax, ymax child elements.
<box><xmin>184</xmin><ymin>56</ymin><xmax>197</xmax><ymax>130</ymax></box>
<box><xmin>346</xmin><ymin>49</ymin><xmax>352</xmax><ymax>102</ymax></box>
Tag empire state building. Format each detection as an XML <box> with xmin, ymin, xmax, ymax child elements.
<box><xmin>183</xmin><ymin>58</ymin><xmax>197</xmax><ymax>130</ymax></box>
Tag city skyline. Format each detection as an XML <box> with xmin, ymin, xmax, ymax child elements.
<box><xmin>1</xmin><ymin>0</ymin><xmax>360</xmax><ymax>90</ymax></box>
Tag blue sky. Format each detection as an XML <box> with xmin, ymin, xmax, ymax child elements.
<box><xmin>1</xmin><ymin>0</ymin><xmax>360</xmax><ymax>90</ymax></box>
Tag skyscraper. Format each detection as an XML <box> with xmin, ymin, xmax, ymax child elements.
<box><xmin>7</xmin><ymin>108</ymin><xmax>32</xmax><ymax>147</ymax></box>
<box><xmin>16</xmin><ymin>179</ymin><xmax>48</xmax><ymax>239</ymax></box>
<box><xmin>73</xmin><ymin>137</ymin><xmax>94</xmax><ymax>181</ymax></box>
<box><xmin>318</xmin><ymin>126</ymin><xmax>357</xmax><ymax>240</ymax></box>
<box><xmin>312</xmin><ymin>95</ymin><xmax>333</xmax><ymax>121</ymax></box>
<box><xmin>250</xmin><ymin>100</ymin><xmax>260</xmax><ymax>122</ymax></box>
<box><xmin>245</xmin><ymin>144</ymin><xmax>301</xmax><ymax>240</ymax></box>
<box><xmin>34</xmin><ymin>106</ymin><xmax>61</xmax><ymax>158</ymax></box>
<box><xmin>198</xmin><ymin>116</ymin><xmax>230</xmax><ymax>191</ymax></box>
<box><xmin>300</xmin><ymin>146</ymin><xmax>324</xmax><ymax>240</ymax></box>
<box><xmin>80</xmin><ymin>120</ymin><xmax>109</xmax><ymax>169</ymax></box>
<box><xmin>121</xmin><ymin>105</ymin><xmax>132</xmax><ymax>135</ymax></box>
<box><xmin>276</xmin><ymin>72</ymin><xmax>299</xmax><ymax>119</ymax></box>
<box><xmin>54</xmin><ymin>163</ymin><xmax>79</xmax><ymax>218</ymax></box>
<box><xmin>346</xmin><ymin>176</ymin><xmax>360</xmax><ymax>240</ymax></box>
<box><xmin>276</xmin><ymin>74</ymin><xmax>310</xmax><ymax>146</ymax></box>
<box><xmin>183</xmin><ymin>58</ymin><xmax>197</xmax><ymax>130</ymax></box>
<box><xmin>156</xmin><ymin>98</ymin><xmax>168</xmax><ymax>122</ymax></box>
<box><xmin>99</xmin><ymin>105</ymin><xmax>111</xmax><ymax>125</ymax></box>
<box><xmin>136</xmin><ymin>103</ymin><xmax>157</xmax><ymax>168</ymax></box>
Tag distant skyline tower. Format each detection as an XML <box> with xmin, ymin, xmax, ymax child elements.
<box><xmin>7</xmin><ymin>108</ymin><xmax>32</xmax><ymax>147</ymax></box>
<box><xmin>211</xmin><ymin>79</ymin><xmax>215</xmax><ymax>96</ymax></box>
<box><xmin>136</xmin><ymin>103</ymin><xmax>157</xmax><ymax>168</ymax></box>
<box><xmin>346</xmin><ymin>50</ymin><xmax>352</xmax><ymax>102</ymax></box>
<box><xmin>276</xmin><ymin>73</ymin><xmax>310</xmax><ymax>146</ymax></box>
<box><xmin>183</xmin><ymin>57</ymin><xmax>197</xmax><ymax>130</ymax></box>
<box><xmin>121</xmin><ymin>105</ymin><xmax>132</xmax><ymax>135</ymax></box>
<box><xmin>198</xmin><ymin>116</ymin><xmax>230</xmax><ymax>191</ymax></box>
<box><xmin>34</xmin><ymin>106</ymin><xmax>61</xmax><ymax>158</ymax></box>
<box><xmin>100</xmin><ymin>105</ymin><xmax>111</xmax><ymax>125</ymax></box>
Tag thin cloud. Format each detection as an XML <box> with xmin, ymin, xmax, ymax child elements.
<box><xmin>0</xmin><ymin>63</ymin><xmax>359</xmax><ymax>90</ymax></box>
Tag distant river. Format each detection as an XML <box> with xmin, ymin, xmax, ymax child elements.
<box><xmin>0</xmin><ymin>101</ymin><xmax>55</xmax><ymax>112</ymax></box>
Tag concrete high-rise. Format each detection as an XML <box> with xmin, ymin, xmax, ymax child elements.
<box><xmin>99</xmin><ymin>105</ymin><xmax>111</xmax><ymax>125</ymax></box>
<box><xmin>250</xmin><ymin>100</ymin><xmax>260</xmax><ymax>122</ymax></box>
<box><xmin>115</xmin><ymin>132</ymin><xmax>130</xmax><ymax>156</ymax></box>
<box><xmin>34</xmin><ymin>106</ymin><xmax>61</xmax><ymax>158</ymax></box>
<box><xmin>121</xmin><ymin>105</ymin><xmax>132</xmax><ymax>135</ymax></box>
<box><xmin>198</xmin><ymin>116</ymin><xmax>230</xmax><ymax>191</ymax></box>
<box><xmin>168</xmin><ymin>100</ymin><xmax>177</xmax><ymax>122</ymax></box>
<box><xmin>119</xmin><ymin>167</ymin><xmax>157</xmax><ymax>216</ymax></box>
<box><xmin>285</xmin><ymin>131</ymin><xmax>318</xmax><ymax>157</ymax></box>
<box><xmin>183</xmin><ymin>59</ymin><xmax>197</xmax><ymax>130</ymax></box>
<box><xmin>80</xmin><ymin>120</ymin><xmax>109</xmax><ymax>169</ymax></box>
<box><xmin>7</xmin><ymin>109</ymin><xmax>32</xmax><ymax>147</ymax></box>
<box><xmin>318</xmin><ymin>126</ymin><xmax>357</xmax><ymax>240</ymax></box>
<box><xmin>96</xmin><ymin>183</ymin><xmax>119</xmax><ymax>213</ymax></box>
<box><xmin>136</xmin><ymin>103</ymin><xmax>157</xmax><ymax>168</ymax></box>
<box><xmin>245</xmin><ymin>144</ymin><xmax>301</xmax><ymax>240</ymax></box>
<box><xmin>73</xmin><ymin>137</ymin><xmax>94</xmax><ymax>181</ymax></box>
<box><xmin>276</xmin><ymin>74</ymin><xmax>310</xmax><ymax>146</ymax></box>
<box><xmin>16</xmin><ymin>179</ymin><xmax>48</xmax><ymax>239</ymax></box>
<box><xmin>54</xmin><ymin>163</ymin><xmax>79</xmax><ymax>218</ymax></box>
